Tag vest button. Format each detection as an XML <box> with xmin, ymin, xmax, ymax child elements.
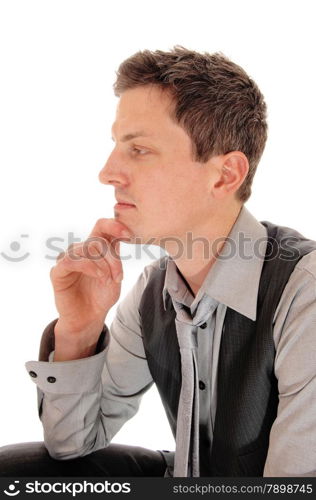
<box><xmin>47</xmin><ymin>376</ymin><xmax>56</xmax><ymax>383</ymax></box>
<box><xmin>200</xmin><ymin>322</ymin><xmax>207</xmax><ymax>329</ymax></box>
<box><xmin>199</xmin><ymin>380</ymin><xmax>206</xmax><ymax>390</ymax></box>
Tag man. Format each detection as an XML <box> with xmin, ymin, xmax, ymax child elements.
<box><xmin>1</xmin><ymin>47</ymin><xmax>315</xmax><ymax>477</ymax></box>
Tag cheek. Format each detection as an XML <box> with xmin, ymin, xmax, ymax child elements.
<box><xmin>136</xmin><ymin>163</ymin><xmax>206</xmax><ymax>212</ymax></box>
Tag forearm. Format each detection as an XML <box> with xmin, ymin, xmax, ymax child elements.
<box><xmin>40</xmin><ymin>381</ymin><xmax>106</xmax><ymax>459</ymax></box>
<box><xmin>26</xmin><ymin>319</ymin><xmax>153</xmax><ymax>459</ymax></box>
<box><xmin>27</xmin><ymin>264</ymin><xmax>156</xmax><ymax>460</ymax></box>
<box><xmin>38</xmin><ymin>359</ymin><xmax>151</xmax><ymax>460</ymax></box>
<box><xmin>27</xmin><ymin>347</ymin><xmax>111</xmax><ymax>459</ymax></box>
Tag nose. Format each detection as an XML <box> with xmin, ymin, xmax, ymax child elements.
<box><xmin>98</xmin><ymin>149</ymin><xmax>129</xmax><ymax>187</ymax></box>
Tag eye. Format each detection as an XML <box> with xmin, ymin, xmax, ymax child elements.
<box><xmin>130</xmin><ymin>146</ymin><xmax>148</xmax><ymax>156</ymax></box>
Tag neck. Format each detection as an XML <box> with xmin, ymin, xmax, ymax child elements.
<box><xmin>164</xmin><ymin>203</ymin><xmax>243</xmax><ymax>297</ymax></box>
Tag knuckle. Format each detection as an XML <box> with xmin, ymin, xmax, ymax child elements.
<box><xmin>83</xmin><ymin>240</ymin><xmax>108</xmax><ymax>259</ymax></box>
<box><xmin>108</xmin><ymin>245</ymin><xmax>119</xmax><ymax>260</ymax></box>
<box><xmin>67</xmin><ymin>242</ymin><xmax>81</xmax><ymax>253</ymax></box>
<box><xmin>49</xmin><ymin>266</ymin><xmax>56</xmax><ymax>278</ymax></box>
<box><xmin>93</xmin><ymin>237</ymin><xmax>109</xmax><ymax>250</ymax></box>
<box><xmin>95</xmin><ymin>217</ymin><xmax>108</xmax><ymax>228</ymax></box>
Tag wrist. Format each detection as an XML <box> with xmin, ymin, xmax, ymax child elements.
<box><xmin>53</xmin><ymin>318</ymin><xmax>106</xmax><ymax>361</ymax></box>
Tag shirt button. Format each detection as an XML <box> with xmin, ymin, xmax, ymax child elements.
<box><xmin>29</xmin><ymin>371</ymin><xmax>37</xmax><ymax>378</ymax></box>
<box><xmin>200</xmin><ymin>322</ymin><xmax>207</xmax><ymax>329</ymax></box>
<box><xmin>47</xmin><ymin>376</ymin><xmax>56</xmax><ymax>383</ymax></box>
<box><xmin>199</xmin><ymin>380</ymin><xmax>206</xmax><ymax>390</ymax></box>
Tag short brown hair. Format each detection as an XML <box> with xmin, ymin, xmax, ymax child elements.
<box><xmin>114</xmin><ymin>46</ymin><xmax>268</xmax><ymax>203</ymax></box>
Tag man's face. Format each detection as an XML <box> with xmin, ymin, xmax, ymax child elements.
<box><xmin>99</xmin><ymin>85</ymin><xmax>217</xmax><ymax>245</ymax></box>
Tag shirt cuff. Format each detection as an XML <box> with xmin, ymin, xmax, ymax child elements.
<box><xmin>25</xmin><ymin>347</ymin><xmax>106</xmax><ymax>394</ymax></box>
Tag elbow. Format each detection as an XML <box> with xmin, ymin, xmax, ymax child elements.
<box><xmin>44</xmin><ymin>442</ymin><xmax>84</xmax><ymax>461</ymax></box>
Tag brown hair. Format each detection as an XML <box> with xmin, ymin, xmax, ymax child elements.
<box><xmin>114</xmin><ymin>46</ymin><xmax>268</xmax><ymax>203</ymax></box>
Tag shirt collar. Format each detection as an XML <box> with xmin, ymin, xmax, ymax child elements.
<box><xmin>162</xmin><ymin>205</ymin><xmax>268</xmax><ymax>321</ymax></box>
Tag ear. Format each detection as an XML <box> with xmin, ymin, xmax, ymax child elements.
<box><xmin>212</xmin><ymin>152</ymin><xmax>249</xmax><ymax>199</ymax></box>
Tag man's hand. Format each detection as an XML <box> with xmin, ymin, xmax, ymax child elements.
<box><xmin>50</xmin><ymin>218</ymin><xmax>132</xmax><ymax>360</ymax></box>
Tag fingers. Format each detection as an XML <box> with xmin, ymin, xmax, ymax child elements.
<box><xmin>81</xmin><ymin>237</ymin><xmax>123</xmax><ymax>282</ymax></box>
<box><xmin>51</xmin><ymin>249</ymin><xmax>107</xmax><ymax>283</ymax></box>
<box><xmin>88</xmin><ymin>218</ymin><xmax>132</xmax><ymax>243</ymax></box>
<box><xmin>52</xmin><ymin>218</ymin><xmax>130</xmax><ymax>284</ymax></box>
<box><xmin>52</xmin><ymin>238</ymin><xmax>123</xmax><ymax>283</ymax></box>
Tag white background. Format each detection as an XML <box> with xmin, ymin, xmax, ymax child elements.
<box><xmin>0</xmin><ymin>0</ymin><xmax>315</xmax><ymax>451</ymax></box>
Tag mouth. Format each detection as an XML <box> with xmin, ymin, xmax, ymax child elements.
<box><xmin>114</xmin><ymin>202</ymin><xmax>136</xmax><ymax>210</ymax></box>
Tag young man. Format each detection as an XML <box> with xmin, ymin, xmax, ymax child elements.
<box><xmin>1</xmin><ymin>47</ymin><xmax>315</xmax><ymax>477</ymax></box>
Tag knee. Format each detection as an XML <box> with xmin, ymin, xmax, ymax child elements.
<box><xmin>0</xmin><ymin>442</ymin><xmax>48</xmax><ymax>477</ymax></box>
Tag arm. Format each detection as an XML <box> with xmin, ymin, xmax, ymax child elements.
<box><xmin>25</xmin><ymin>266</ymin><xmax>154</xmax><ymax>460</ymax></box>
<box><xmin>264</xmin><ymin>251</ymin><xmax>316</xmax><ymax>477</ymax></box>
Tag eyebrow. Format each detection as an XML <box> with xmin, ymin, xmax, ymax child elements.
<box><xmin>111</xmin><ymin>130</ymin><xmax>151</xmax><ymax>142</ymax></box>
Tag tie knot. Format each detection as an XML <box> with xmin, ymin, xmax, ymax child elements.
<box><xmin>173</xmin><ymin>295</ymin><xmax>218</xmax><ymax>326</ymax></box>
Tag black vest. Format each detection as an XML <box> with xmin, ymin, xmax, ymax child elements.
<box><xmin>139</xmin><ymin>221</ymin><xmax>316</xmax><ymax>476</ymax></box>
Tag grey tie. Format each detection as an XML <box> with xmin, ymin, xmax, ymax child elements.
<box><xmin>173</xmin><ymin>295</ymin><xmax>218</xmax><ymax>477</ymax></box>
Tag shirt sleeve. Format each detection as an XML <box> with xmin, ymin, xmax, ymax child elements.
<box><xmin>264</xmin><ymin>251</ymin><xmax>316</xmax><ymax>477</ymax></box>
<box><xmin>25</xmin><ymin>263</ymin><xmax>156</xmax><ymax>460</ymax></box>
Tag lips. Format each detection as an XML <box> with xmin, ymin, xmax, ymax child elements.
<box><xmin>114</xmin><ymin>196</ymin><xmax>136</xmax><ymax>212</ymax></box>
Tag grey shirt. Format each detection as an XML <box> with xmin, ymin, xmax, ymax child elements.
<box><xmin>25</xmin><ymin>206</ymin><xmax>316</xmax><ymax>476</ymax></box>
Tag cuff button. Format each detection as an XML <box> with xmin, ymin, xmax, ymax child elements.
<box><xmin>47</xmin><ymin>376</ymin><xmax>56</xmax><ymax>383</ymax></box>
<box><xmin>29</xmin><ymin>371</ymin><xmax>37</xmax><ymax>378</ymax></box>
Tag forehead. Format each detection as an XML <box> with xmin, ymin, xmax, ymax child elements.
<box><xmin>112</xmin><ymin>85</ymin><xmax>176</xmax><ymax>136</ymax></box>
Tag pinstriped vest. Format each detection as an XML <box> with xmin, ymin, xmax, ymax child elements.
<box><xmin>138</xmin><ymin>221</ymin><xmax>316</xmax><ymax>476</ymax></box>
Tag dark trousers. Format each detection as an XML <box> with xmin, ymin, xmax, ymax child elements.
<box><xmin>0</xmin><ymin>442</ymin><xmax>168</xmax><ymax>477</ymax></box>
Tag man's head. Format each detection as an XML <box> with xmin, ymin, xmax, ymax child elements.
<box><xmin>99</xmin><ymin>47</ymin><xmax>267</xmax><ymax>245</ymax></box>
<box><xmin>113</xmin><ymin>46</ymin><xmax>267</xmax><ymax>204</ymax></box>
